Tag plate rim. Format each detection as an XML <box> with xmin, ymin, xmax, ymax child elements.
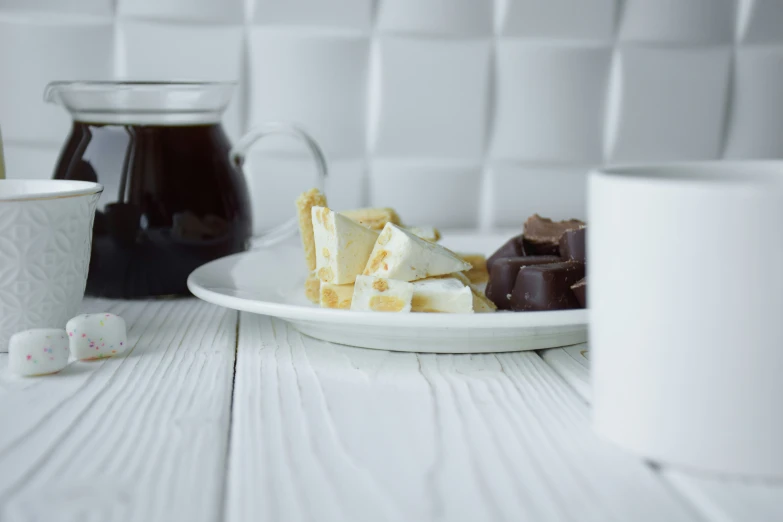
<box><xmin>187</xmin><ymin>249</ymin><xmax>588</xmax><ymax>331</ymax></box>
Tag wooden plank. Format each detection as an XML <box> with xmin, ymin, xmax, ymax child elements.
<box><xmin>227</xmin><ymin>313</ymin><xmax>699</xmax><ymax>522</ymax></box>
<box><xmin>664</xmin><ymin>472</ymin><xmax>783</xmax><ymax>522</ymax></box>
<box><xmin>540</xmin><ymin>344</ymin><xmax>591</xmax><ymax>402</ymax></box>
<box><xmin>0</xmin><ymin>298</ymin><xmax>237</xmax><ymax>522</ymax></box>
<box><xmin>539</xmin><ymin>345</ymin><xmax>783</xmax><ymax>522</ymax></box>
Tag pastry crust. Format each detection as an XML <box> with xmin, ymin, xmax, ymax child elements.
<box><xmin>296</xmin><ymin>188</ymin><xmax>327</xmax><ymax>271</ymax></box>
<box><xmin>320</xmin><ymin>282</ymin><xmax>354</xmax><ymax>309</ymax></box>
<box><xmin>459</xmin><ymin>253</ymin><xmax>489</xmax><ymax>285</ymax></box>
<box><xmin>304</xmin><ymin>273</ymin><xmax>321</xmax><ymax>304</ymax></box>
<box><xmin>471</xmin><ymin>287</ymin><xmax>497</xmax><ymax>313</ymax></box>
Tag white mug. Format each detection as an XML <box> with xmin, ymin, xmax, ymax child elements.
<box><xmin>0</xmin><ymin>180</ymin><xmax>102</xmax><ymax>352</ymax></box>
<box><xmin>589</xmin><ymin>161</ymin><xmax>783</xmax><ymax>478</ymax></box>
<box><xmin>0</xmin><ymin>125</ymin><xmax>5</xmax><ymax>179</ymax></box>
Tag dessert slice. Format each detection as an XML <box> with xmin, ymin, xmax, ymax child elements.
<box><xmin>297</xmin><ymin>188</ymin><xmax>327</xmax><ymax>302</ymax></box>
<box><xmin>320</xmin><ymin>282</ymin><xmax>354</xmax><ymax>309</ymax></box>
<box><xmin>411</xmin><ymin>277</ymin><xmax>473</xmax><ymax>313</ymax></box>
<box><xmin>471</xmin><ymin>288</ymin><xmax>497</xmax><ymax>313</ymax></box>
<box><xmin>458</xmin><ymin>253</ymin><xmax>489</xmax><ymax>285</ymax></box>
<box><xmin>313</xmin><ymin>206</ymin><xmax>379</xmax><ymax>284</ymax></box>
<box><xmin>341</xmin><ymin>207</ymin><xmax>401</xmax><ymax>231</ymax></box>
<box><xmin>351</xmin><ymin>275</ymin><xmax>413</xmax><ymax>312</ymax></box>
<box><xmin>296</xmin><ymin>188</ymin><xmax>327</xmax><ymax>271</ymax></box>
<box><xmin>304</xmin><ymin>273</ymin><xmax>321</xmax><ymax>304</ymax></box>
<box><xmin>442</xmin><ymin>272</ymin><xmax>497</xmax><ymax>313</ymax></box>
<box><xmin>405</xmin><ymin>225</ymin><xmax>441</xmax><ymax>242</ymax></box>
<box><xmin>364</xmin><ymin>223</ymin><xmax>471</xmax><ymax>282</ymax></box>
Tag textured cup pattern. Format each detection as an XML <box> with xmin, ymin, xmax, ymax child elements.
<box><xmin>0</xmin><ymin>192</ymin><xmax>100</xmax><ymax>351</ymax></box>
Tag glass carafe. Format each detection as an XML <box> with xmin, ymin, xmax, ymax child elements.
<box><xmin>46</xmin><ymin>81</ymin><xmax>326</xmax><ymax>298</ymax></box>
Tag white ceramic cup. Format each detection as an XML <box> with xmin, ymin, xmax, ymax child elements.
<box><xmin>0</xmin><ymin>180</ymin><xmax>102</xmax><ymax>352</ymax></box>
<box><xmin>0</xmin><ymin>125</ymin><xmax>6</xmax><ymax>179</ymax></box>
<box><xmin>589</xmin><ymin>162</ymin><xmax>783</xmax><ymax>478</ymax></box>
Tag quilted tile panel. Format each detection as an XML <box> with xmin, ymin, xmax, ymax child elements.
<box><xmin>248</xmin><ymin>30</ymin><xmax>370</xmax><ymax>160</ymax></box>
<box><xmin>606</xmin><ymin>46</ymin><xmax>732</xmax><ymax>162</ymax></box>
<box><xmin>116</xmin><ymin>0</ymin><xmax>244</xmax><ymax>24</ymax></box>
<box><xmin>116</xmin><ymin>21</ymin><xmax>245</xmax><ymax>140</ymax></box>
<box><xmin>499</xmin><ymin>0</ymin><xmax>617</xmax><ymax>41</ymax></box>
<box><xmin>1</xmin><ymin>0</ymin><xmax>782</xmax><ymax>228</ymax></box>
<box><xmin>0</xmin><ymin>17</ymin><xmax>114</xmax><ymax>144</ymax></box>
<box><xmin>738</xmin><ymin>0</ymin><xmax>783</xmax><ymax>43</ymax></box>
<box><xmin>369</xmin><ymin>160</ymin><xmax>482</xmax><ymax>227</ymax></box>
<box><xmin>618</xmin><ymin>0</ymin><xmax>736</xmax><ymax>44</ymax></box>
<box><xmin>488</xmin><ymin>163</ymin><xmax>588</xmax><ymax>227</ymax></box>
<box><xmin>372</xmin><ymin>37</ymin><xmax>491</xmax><ymax>160</ymax></box>
<box><xmin>243</xmin><ymin>152</ymin><xmax>364</xmax><ymax>233</ymax></box>
<box><xmin>2</xmin><ymin>143</ymin><xmax>61</xmax><ymax>180</ymax></box>
<box><xmin>491</xmin><ymin>43</ymin><xmax>612</xmax><ymax>163</ymax></box>
<box><xmin>376</xmin><ymin>0</ymin><xmax>493</xmax><ymax>36</ymax></box>
<box><xmin>724</xmin><ymin>47</ymin><xmax>783</xmax><ymax>159</ymax></box>
<box><xmin>0</xmin><ymin>0</ymin><xmax>113</xmax><ymax>17</ymax></box>
<box><xmin>252</xmin><ymin>0</ymin><xmax>373</xmax><ymax>30</ymax></box>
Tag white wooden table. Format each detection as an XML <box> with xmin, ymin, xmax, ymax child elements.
<box><xmin>1</xmin><ymin>299</ymin><xmax>781</xmax><ymax>522</ymax></box>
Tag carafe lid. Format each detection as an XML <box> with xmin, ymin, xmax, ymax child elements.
<box><xmin>44</xmin><ymin>81</ymin><xmax>235</xmax><ymax>125</ymax></box>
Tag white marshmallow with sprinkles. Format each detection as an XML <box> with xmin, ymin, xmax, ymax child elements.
<box><xmin>67</xmin><ymin>313</ymin><xmax>128</xmax><ymax>361</ymax></box>
<box><xmin>9</xmin><ymin>328</ymin><xmax>70</xmax><ymax>376</ymax></box>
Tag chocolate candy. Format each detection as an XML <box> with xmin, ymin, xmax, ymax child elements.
<box><xmin>511</xmin><ymin>261</ymin><xmax>585</xmax><ymax>311</ymax></box>
<box><xmin>523</xmin><ymin>214</ymin><xmax>584</xmax><ymax>256</ymax></box>
<box><xmin>486</xmin><ymin>234</ymin><xmax>525</xmax><ymax>273</ymax></box>
<box><xmin>522</xmin><ymin>238</ymin><xmax>560</xmax><ymax>257</ymax></box>
<box><xmin>485</xmin><ymin>256</ymin><xmax>560</xmax><ymax>310</ymax></box>
<box><xmin>559</xmin><ymin>227</ymin><xmax>586</xmax><ymax>263</ymax></box>
<box><xmin>571</xmin><ymin>277</ymin><xmax>586</xmax><ymax>307</ymax></box>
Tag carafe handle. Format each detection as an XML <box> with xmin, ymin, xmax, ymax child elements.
<box><xmin>230</xmin><ymin>123</ymin><xmax>327</xmax><ymax>248</ymax></box>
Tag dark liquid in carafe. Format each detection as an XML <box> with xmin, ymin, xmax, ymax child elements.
<box><xmin>54</xmin><ymin>122</ymin><xmax>252</xmax><ymax>298</ymax></box>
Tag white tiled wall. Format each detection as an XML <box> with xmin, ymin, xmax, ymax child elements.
<box><xmin>1</xmin><ymin>0</ymin><xmax>782</xmax><ymax>232</ymax></box>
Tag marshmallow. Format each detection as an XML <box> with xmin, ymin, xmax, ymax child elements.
<box><xmin>66</xmin><ymin>313</ymin><xmax>128</xmax><ymax>360</ymax></box>
<box><xmin>9</xmin><ymin>329</ymin><xmax>70</xmax><ymax>376</ymax></box>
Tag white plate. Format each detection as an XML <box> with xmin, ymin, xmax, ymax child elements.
<box><xmin>187</xmin><ymin>232</ymin><xmax>587</xmax><ymax>353</ymax></box>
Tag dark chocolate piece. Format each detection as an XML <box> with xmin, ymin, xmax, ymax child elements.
<box><xmin>523</xmin><ymin>214</ymin><xmax>584</xmax><ymax>256</ymax></box>
<box><xmin>510</xmin><ymin>261</ymin><xmax>586</xmax><ymax>311</ymax></box>
<box><xmin>522</xmin><ymin>237</ymin><xmax>560</xmax><ymax>257</ymax></box>
<box><xmin>559</xmin><ymin>226</ymin><xmax>586</xmax><ymax>263</ymax></box>
<box><xmin>485</xmin><ymin>256</ymin><xmax>560</xmax><ymax>310</ymax></box>
<box><xmin>571</xmin><ymin>277</ymin><xmax>586</xmax><ymax>308</ymax></box>
<box><xmin>486</xmin><ymin>234</ymin><xmax>525</xmax><ymax>273</ymax></box>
